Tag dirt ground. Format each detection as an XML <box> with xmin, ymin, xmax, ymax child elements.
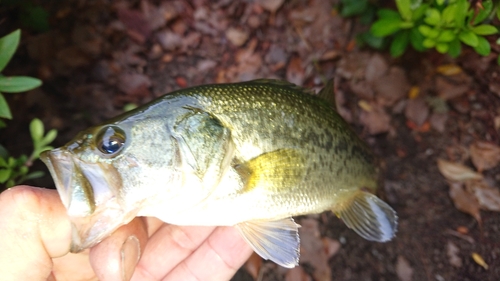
<box><xmin>1</xmin><ymin>0</ymin><xmax>500</xmax><ymax>280</ymax></box>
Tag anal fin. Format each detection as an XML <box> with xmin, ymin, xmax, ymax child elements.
<box><xmin>336</xmin><ymin>191</ymin><xmax>397</xmax><ymax>242</ymax></box>
<box><xmin>236</xmin><ymin>218</ymin><xmax>300</xmax><ymax>268</ymax></box>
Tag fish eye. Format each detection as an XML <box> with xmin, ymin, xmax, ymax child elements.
<box><xmin>96</xmin><ymin>126</ymin><xmax>126</xmax><ymax>156</ymax></box>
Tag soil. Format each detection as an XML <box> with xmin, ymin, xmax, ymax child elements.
<box><xmin>1</xmin><ymin>0</ymin><xmax>500</xmax><ymax>280</ymax></box>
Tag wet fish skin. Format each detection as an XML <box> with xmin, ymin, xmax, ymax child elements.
<box><xmin>41</xmin><ymin>79</ymin><xmax>397</xmax><ymax>268</ymax></box>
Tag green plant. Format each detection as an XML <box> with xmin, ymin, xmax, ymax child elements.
<box><xmin>368</xmin><ymin>0</ymin><xmax>499</xmax><ymax>59</ymax></box>
<box><xmin>0</xmin><ymin>29</ymin><xmax>56</xmax><ymax>189</ymax></box>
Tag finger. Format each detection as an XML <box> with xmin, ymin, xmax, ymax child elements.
<box><xmin>164</xmin><ymin>226</ymin><xmax>253</xmax><ymax>281</ymax></box>
<box><xmin>0</xmin><ymin>186</ymin><xmax>73</xmax><ymax>280</ymax></box>
<box><xmin>90</xmin><ymin>217</ymin><xmax>148</xmax><ymax>281</ymax></box>
<box><xmin>132</xmin><ymin>225</ymin><xmax>216</xmax><ymax>281</ymax></box>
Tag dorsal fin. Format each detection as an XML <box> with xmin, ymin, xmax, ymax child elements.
<box><xmin>317</xmin><ymin>79</ymin><xmax>337</xmax><ymax>109</ymax></box>
<box><xmin>249</xmin><ymin>79</ymin><xmax>316</xmax><ymax>96</ymax></box>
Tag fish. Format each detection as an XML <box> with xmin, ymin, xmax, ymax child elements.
<box><xmin>41</xmin><ymin>79</ymin><xmax>397</xmax><ymax>268</ymax></box>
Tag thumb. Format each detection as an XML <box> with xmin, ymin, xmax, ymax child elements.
<box><xmin>0</xmin><ymin>186</ymin><xmax>72</xmax><ymax>280</ymax></box>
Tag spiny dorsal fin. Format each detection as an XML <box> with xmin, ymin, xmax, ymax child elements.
<box><xmin>316</xmin><ymin>79</ymin><xmax>336</xmax><ymax>109</ymax></box>
<box><xmin>335</xmin><ymin>191</ymin><xmax>397</xmax><ymax>242</ymax></box>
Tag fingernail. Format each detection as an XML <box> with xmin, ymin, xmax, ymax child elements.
<box><xmin>121</xmin><ymin>236</ymin><xmax>140</xmax><ymax>281</ymax></box>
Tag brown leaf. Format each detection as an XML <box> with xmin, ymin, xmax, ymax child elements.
<box><xmin>257</xmin><ymin>0</ymin><xmax>285</xmax><ymax>13</ymax></box>
<box><xmin>446</xmin><ymin>241</ymin><xmax>462</xmax><ymax>267</ymax></box>
<box><xmin>437</xmin><ymin>159</ymin><xmax>483</xmax><ymax>182</ymax></box>
<box><xmin>469</xmin><ymin>141</ymin><xmax>500</xmax><ymax>172</ymax></box>
<box><xmin>466</xmin><ymin>180</ymin><xmax>500</xmax><ymax>212</ymax></box>
<box><xmin>225</xmin><ymin>28</ymin><xmax>249</xmax><ymax>47</ymax></box>
<box><xmin>435</xmin><ymin>76</ymin><xmax>469</xmax><ymax>100</ymax></box>
<box><xmin>322</xmin><ymin>237</ymin><xmax>341</xmax><ymax>258</ymax></box>
<box><xmin>117</xmin><ymin>8</ymin><xmax>152</xmax><ymax>44</ymax></box>
<box><xmin>243</xmin><ymin>252</ymin><xmax>262</xmax><ymax>280</ymax></box>
<box><xmin>285</xmin><ymin>266</ymin><xmax>312</xmax><ymax>281</ymax></box>
<box><xmin>373</xmin><ymin>67</ymin><xmax>410</xmax><ymax>106</ymax></box>
<box><xmin>359</xmin><ymin>102</ymin><xmax>391</xmax><ymax>135</ymax></box>
<box><xmin>396</xmin><ymin>256</ymin><xmax>413</xmax><ymax>281</ymax></box>
<box><xmin>298</xmin><ymin>218</ymin><xmax>331</xmax><ymax>281</ymax></box>
<box><xmin>449</xmin><ymin>182</ymin><xmax>481</xmax><ymax>223</ymax></box>
<box><xmin>286</xmin><ymin>56</ymin><xmax>305</xmax><ymax>86</ymax></box>
<box><xmin>429</xmin><ymin>113</ymin><xmax>448</xmax><ymax>133</ymax></box>
<box><xmin>405</xmin><ymin>98</ymin><xmax>429</xmax><ymax>126</ymax></box>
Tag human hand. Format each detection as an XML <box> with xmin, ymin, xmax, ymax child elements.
<box><xmin>0</xmin><ymin>185</ymin><xmax>253</xmax><ymax>281</ymax></box>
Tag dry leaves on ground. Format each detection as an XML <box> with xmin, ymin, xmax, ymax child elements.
<box><xmin>469</xmin><ymin>141</ymin><xmax>500</xmax><ymax>172</ymax></box>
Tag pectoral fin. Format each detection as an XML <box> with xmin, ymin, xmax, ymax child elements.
<box><xmin>336</xmin><ymin>191</ymin><xmax>397</xmax><ymax>242</ymax></box>
<box><xmin>236</xmin><ymin>218</ymin><xmax>300</xmax><ymax>268</ymax></box>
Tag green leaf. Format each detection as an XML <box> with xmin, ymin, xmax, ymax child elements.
<box><xmin>391</xmin><ymin>31</ymin><xmax>410</xmax><ymax>57</ymax></box>
<box><xmin>410</xmin><ymin>26</ymin><xmax>427</xmax><ymax>51</ymax></box>
<box><xmin>459</xmin><ymin>30</ymin><xmax>479</xmax><ymax>47</ymax></box>
<box><xmin>436</xmin><ymin>0</ymin><xmax>445</xmax><ymax>5</ymax></box>
<box><xmin>0</xmin><ymin>157</ymin><xmax>6</xmax><ymax>167</ymax></box>
<box><xmin>474</xmin><ymin>36</ymin><xmax>491</xmax><ymax>56</ymax></box>
<box><xmin>340</xmin><ymin>0</ymin><xmax>368</xmax><ymax>17</ymax></box>
<box><xmin>41</xmin><ymin>129</ymin><xmax>57</xmax><ymax>146</ymax></box>
<box><xmin>377</xmin><ymin>9</ymin><xmax>401</xmax><ymax>20</ymax></box>
<box><xmin>0</xmin><ymin>119</ymin><xmax>5</xmax><ymax>128</ymax></box>
<box><xmin>437</xmin><ymin>30</ymin><xmax>456</xmax><ymax>42</ymax></box>
<box><xmin>497</xmin><ymin>5</ymin><xmax>500</xmax><ymax>20</ymax></box>
<box><xmin>423</xmin><ymin>38</ymin><xmax>436</xmax><ymax>48</ymax></box>
<box><xmin>0</xmin><ymin>168</ymin><xmax>11</xmax><ymax>183</ymax></box>
<box><xmin>412</xmin><ymin>4</ymin><xmax>429</xmax><ymax>21</ymax></box>
<box><xmin>0</xmin><ymin>93</ymin><xmax>12</xmax><ymax>119</ymax></box>
<box><xmin>454</xmin><ymin>0</ymin><xmax>470</xmax><ymax>27</ymax></box>
<box><xmin>441</xmin><ymin>4</ymin><xmax>457</xmax><ymax>27</ymax></box>
<box><xmin>23</xmin><ymin>171</ymin><xmax>44</xmax><ymax>181</ymax></box>
<box><xmin>472</xmin><ymin>0</ymin><xmax>493</xmax><ymax>25</ymax></box>
<box><xmin>0</xmin><ymin>144</ymin><xmax>7</xmax><ymax>158</ymax></box>
<box><xmin>358</xmin><ymin>31</ymin><xmax>386</xmax><ymax>49</ymax></box>
<box><xmin>471</xmin><ymin>25</ymin><xmax>498</xmax><ymax>35</ymax></box>
<box><xmin>396</xmin><ymin>0</ymin><xmax>412</xmax><ymax>21</ymax></box>
<box><xmin>371</xmin><ymin>18</ymin><xmax>403</xmax><ymax>37</ymax></box>
<box><xmin>30</xmin><ymin>118</ymin><xmax>44</xmax><ymax>142</ymax></box>
<box><xmin>418</xmin><ymin>25</ymin><xmax>432</xmax><ymax>36</ymax></box>
<box><xmin>448</xmin><ymin>38</ymin><xmax>462</xmax><ymax>58</ymax></box>
<box><xmin>6</xmin><ymin>179</ymin><xmax>15</xmax><ymax>188</ymax></box>
<box><xmin>0</xmin><ymin>30</ymin><xmax>20</xmax><ymax>72</ymax></box>
<box><xmin>0</xmin><ymin>76</ymin><xmax>42</xmax><ymax>93</ymax></box>
<box><xmin>424</xmin><ymin>8</ymin><xmax>441</xmax><ymax>26</ymax></box>
<box><xmin>436</xmin><ymin>42</ymin><xmax>449</xmax><ymax>53</ymax></box>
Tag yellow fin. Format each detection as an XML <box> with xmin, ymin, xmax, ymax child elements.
<box><xmin>235</xmin><ymin>149</ymin><xmax>306</xmax><ymax>193</ymax></box>
<box><xmin>336</xmin><ymin>191</ymin><xmax>397</xmax><ymax>242</ymax></box>
<box><xmin>236</xmin><ymin>218</ymin><xmax>300</xmax><ymax>268</ymax></box>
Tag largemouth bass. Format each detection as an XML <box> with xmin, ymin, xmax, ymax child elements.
<box><xmin>41</xmin><ymin>79</ymin><xmax>397</xmax><ymax>268</ymax></box>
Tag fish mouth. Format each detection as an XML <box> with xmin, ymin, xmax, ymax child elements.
<box><xmin>41</xmin><ymin>149</ymin><xmax>136</xmax><ymax>252</ymax></box>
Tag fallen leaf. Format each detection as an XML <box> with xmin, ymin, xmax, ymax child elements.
<box><xmin>117</xmin><ymin>73</ymin><xmax>152</xmax><ymax>96</ymax></box>
<box><xmin>286</xmin><ymin>56</ymin><xmax>305</xmax><ymax>86</ymax></box>
<box><xmin>322</xmin><ymin>237</ymin><xmax>341</xmax><ymax>258</ymax></box>
<box><xmin>257</xmin><ymin>0</ymin><xmax>285</xmax><ymax>13</ymax></box>
<box><xmin>448</xmin><ymin>182</ymin><xmax>481</xmax><ymax>223</ymax></box>
<box><xmin>405</xmin><ymin>98</ymin><xmax>429</xmax><ymax>126</ymax></box>
<box><xmin>396</xmin><ymin>256</ymin><xmax>413</xmax><ymax>281</ymax></box>
<box><xmin>472</xmin><ymin>252</ymin><xmax>488</xmax><ymax>269</ymax></box>
<box><xmin>298</xmin><ymin>218</ymin><xmax>331</xmax><ymax>281</ymax></box>
<box><xmin>437</xmin><ymin>159</ymin><xmax>483</xmax><ymax>182</ymax></box>
<box><xmin>469</xmin><ymin>141</ymin><xmax>500</xmax><ymax>172</ymax></box>
<box><xmin>446</xmin><ymin>241</ymin><xmax>462</xmax><ymax>268</ymax></box>
<box><xmin>226</xmin><ymin>28</ymin><xmax>249</xmax><ymax>47</ymax></box>
<box><xmin>408</xmin><ymin>86</ymin><xmax>420</xmax><ymax>99</ymax></box>
<box><xmin>435</xmin><ymin>76</ymin><xmax>469</xmax><ymax>100</ymax></box>
<box><xmin>156</xmin><ymin>30</ymin><xmax>182</xmax><ymax>51</ymax></box>
<box><xmin>429</xmin><ymin>113</ymin><xmax>448</xmax><ymax>133</ymax></box>
<box><xmin>359</xmin><ymin>102</ymin><xmax>391</xmax><ymax>135</ymax></box>
<box><xmin>365</xmin><ymin>54</ymin><xmax>388</xmax><ymax>83</ymax></box>
<box><xmin>373</xmin><ymin>67</ymin><xmax>410</xmax><ymax>106</ymax></box>
<box><xmin>436</xmin><ymin>64</ymin><xmax>462</xmax><ymax>76</ymax></box>
<box><xmin>466</xmin><ymin>180</ymin><xmax>500</xmax><ymax>212</ymax></box>
<box><xmin>243</xmin><ymin>252</ymin><xmax>262</xmax><ymax>280</ymax></box>
<box><xmin>285</xmin><ymin>266</ymin><xmax>312</xmax><ymax>281</ymax></box>
<box><xmin>117</xmin><ymin>8</ymin><xmax>152</xmax><ymax>44</ymax></box>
